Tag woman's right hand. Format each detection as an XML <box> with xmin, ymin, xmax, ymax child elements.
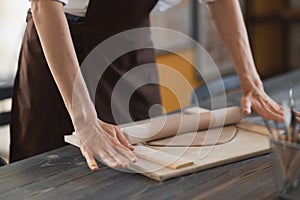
<box><xmin>76</xmin><ymin>120</ymin><xmax>137</xmax><ymax>171</ymax></box>
<box><xmin>31</xmin><ymin>0</ymin><xmax>137</xmax><ymax>171</ymax></box>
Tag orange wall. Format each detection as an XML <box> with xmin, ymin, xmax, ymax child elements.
<box><xmin>156</xmin><ymin>49</ymin><xmax>202</xmax><ymax>113</ymax></box>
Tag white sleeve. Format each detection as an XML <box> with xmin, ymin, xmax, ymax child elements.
<box><xmin>60</xmin><ymin>0</ymin><xmax>69</xmax><ymax>5</ymax></box>
<box><xmin>152</xmin><ymin>0</ymin><xmax>217</xmax><ymax>13</ymax></box>
<box><xmin>152</xmin><ymin>0</ymin><xmax>181</xmax><ymax>12</ymax></box>
<box><xmin>29</xmin><ymin>0</ymin><xmax>69</xmax><ymax>5</ymax></box>
<box><xmin>198</xmin><ymin>0</ymin><xmax>217</xmax><ymax>3</ymax></box>
<box><xmin>57</xmin><ymin>0</ymin><xmax>68</xmax><ymax>5</ymax></box>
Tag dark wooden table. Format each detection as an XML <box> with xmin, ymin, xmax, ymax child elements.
<box><xmin>1</xmin><ymin>70</ymin><xmax>300</xmax><ymax>200</ymax></box>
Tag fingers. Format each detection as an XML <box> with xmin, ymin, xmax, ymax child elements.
<box><xmin>80</xmin><ymin>135</ymin><xmax>130</xmax><ymax>170</ymax></box>
<box><xmin>104</xmin><ymin>147</ymin><xmax>129</xmax><ymax>168</ymax></box>
<box><xmin>241</xmin><ymin>96</ymin><xmax>252</xmax><ymax>115</ymax></box>
<box><xmin>241</xmin><ymin>92</ymin><xmax>284</xmax><ymax>122</ymax></box>
<box><xmin>82</xmin><ymin>142</ymin><xmax>129</xmax><ymax>169</ymax></box>
<box><xmin>252</xmin><ymin>98</ymin><xmax>284</xmax><ymax>122</ymax></box>
<box><xmin>77</xmin><ymin>120</ymin><xmax>136</xmax><ymax>171</ymax></box>
<box><xmin>97</xmin><ymin>149</ymin><xmax>122</xmax><ymax>168</ymax></box>
<box><xmin>92</xmin><ymin>134</ymin><xmax>130</xmax><ymax>168</ymax></box>
<box><xmin>254</xmin><ymin>100</ymin><xmax>282</xmax><ymax>121</ymax></box>
<box><xmin>104</xmin><ymin>133</ymin><xmax>137</xmax><ymax>163</ymax></box>
<box><xmin>114</xmin><ymin>143</ymin><xmax>137</xmax><ymax>163</ymax></box>
<box><xmin>80</xmin><ymin>146</ymin><xmax>99</xmax><ymax>171</ymax></box>
<box><xmin>255</xmin><ymin>105</ymin><xmax>283</xmax><ymax>122</ymax></box>
<box><xmin>116</xmin><ymin>128</ymin><xmax>134</xmax><ymax>150</ymax></box>
<box><xmin>99</xmin><ymin>120</ymin><xmax>134</xmax><ymax>150</ymax></box>
<box><xmin>113</xmin><ymin>129</ymin><xmax>137</xmax><ymax>162</ymax></box>
<box><xmin>97</xmin><ymin>120</ymin><xmax>136</xmax><ymax>162</ymax></box>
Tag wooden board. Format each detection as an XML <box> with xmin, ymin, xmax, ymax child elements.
<box><xmin>133</xmin><ymin>145</ymin><xmax>194</xmax><ymax>169</ymax></box>
<box><xmin>65</xmin><ymin>106</ymin><xmax>270</xmax><ymax>181</ymax></box>
<box><xmin>236</xmin><ymin>122</ymin><xmax>271</xmax><ymax>136</ymax></box>
<box><xmin>65</xmin><ymin>126</ymin><xmax>270</xmax><ymax>181</ymax></box>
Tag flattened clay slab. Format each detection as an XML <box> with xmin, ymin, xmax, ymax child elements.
<box><xmin>147</xmin><ymin>126</ymin><xmax>237</xmax><ymax>147</ymax></box>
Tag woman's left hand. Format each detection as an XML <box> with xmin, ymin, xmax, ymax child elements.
<box><xmin>240</xmin><ymin>85</ymin><xmax>284</xmax><ymax>122</ymax></box>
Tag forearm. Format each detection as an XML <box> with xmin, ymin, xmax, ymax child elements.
<box><xmin>31</xmin><ymin>1</ymin><xmax>136</xmax><ymax>170</ymax></box>
<box><xmin>31</xmin><ymin>0</ymin><xmax>97</xmax><ymax>126</ymax></box>
<box><xmin>206</xmin><ymin>0</ymin><xmax>263</xmax><ymax>92</ymax></box>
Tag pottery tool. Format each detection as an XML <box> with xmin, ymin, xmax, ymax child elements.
<box><xmin>266</xmin><ymin>89</ymin><xmax>300</xmax><ymax>197</ymax></box>
<box><xmin>289</xmin><ymin>89</ymin><xmax>298</xmax><ymax>143</ymax></box>
<box><xmin>283</xmin><ymin>100</ymin><xmax>291</xmax><ymax>142</ymax></box>
<box><xmin>265</xmin><ymin>89</ymin><xmax>299</xmax><ymax>144</ymax></box>
<box><xmin>263</xmin><ymin>119</ymin><xmax>279</xmax><ymax>140</ymax></box>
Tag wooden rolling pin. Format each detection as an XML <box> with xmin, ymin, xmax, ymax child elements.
<box><xmin>121</xmin><ymin>106</ymin><xmax>243</xmax><ymax>144</ymax></box>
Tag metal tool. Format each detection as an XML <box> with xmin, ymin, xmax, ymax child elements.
<box><xmin>283</xmin><ymin>100</ymin><xmax>291</xmax><ymax>141</ymax></box>
<box><xmin>289</xmin><ymin>89</ymin><xmax>298</xmax><ymax>143</ymax></box>
<box><xmin>264</xmin><ymin>119</ymin><xmax>277</xmax><ymax>140</ymax></box>
<box><xmin>266</xmin><ymin>89</ymin><xmax>299</xmax><ymax>143</ymax></box>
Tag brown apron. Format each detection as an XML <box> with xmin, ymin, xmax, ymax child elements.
<box><xmin>10</xmin><ymin>0</ymin><xmax>161</xmax><ymax>162</ymax></box>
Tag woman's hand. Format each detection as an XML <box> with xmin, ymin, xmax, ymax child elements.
<box><xmin>241</xmin><ymin>84</ymin><xmax>284</xmax><ymax>122</ymax></box>
<box><xmin>206</xmin><ymin>0</ymin><xmax>284</xmax><ymax>122</ymax></box>
<box><xmin>31</xmin><ymin>1</ymin><xmax>137</xmax><ymax>171</ymax></box>
<box><xmin>76</xmin><ymin>120</ymin><xmax>137</xmax><ymax>171</ymax></box>
<box><xmin>241</xmin><ymin>83</ymin><xmax>300</xmax><ymax>123</ymax></box>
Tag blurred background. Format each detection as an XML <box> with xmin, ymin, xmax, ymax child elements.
<box><xmin>0</xmin><ymin>0</ymin><xmax>29</xmax><ymax>82</ymax></box>
<box><xmin>153</xmin><ymin>0</ymin><xmax>300</xmax><ymax>112</ymax></box>
<box><xmin>1</xmin><ymin>0</ymin><xmax>300</xmax><ymax>162</ymax></box>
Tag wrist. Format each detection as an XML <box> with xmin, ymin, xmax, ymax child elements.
<box><xmin>235</xmin><ymin>64</ymin><xmax>263</xmax><ymax>94</ymax></box>
<box><xmin>240</xmin><ymin>76</ymin><xmax>263</xmax><ymax>95</ymax></box>
<box><xmin>70</xmin><ymin>104</ymin><xmax>99</xmax><ymax>131</ymax></box>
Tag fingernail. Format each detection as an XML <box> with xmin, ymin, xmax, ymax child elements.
<box><xmin>91</xmin><ymin>165</ymin><xmax>99</xmax><ymax>171</ymax></box>
<box><xmin>112</xmin><ymin>162</ymin><xmax>118</xmax><ymax>168</ymax></box>
<box><xmin>131</xmin><ymin>157</ymin><xmax>137</xmax><ymax>162</ymax></box>
<box><xmin>243</xmin><ymin>109</ymin><xmax>250</xmax><ymax>115</ymax></box>
<box><xmin>92</xmin><ymin>167</ymin><xmax>99</xmax><ymax>171</ymax></box>
<box><xmin>123</xmin><ymin>162</ymin><xmax>129</xmax><ymax>168</ymax></box>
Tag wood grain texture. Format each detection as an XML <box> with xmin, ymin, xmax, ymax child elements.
<box><xmin>0</xmin><ymin>146</ymin><xmax>276</xmax><ymax>200</ymax></box>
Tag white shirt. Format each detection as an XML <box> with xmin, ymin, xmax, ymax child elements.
<box><xmin>57</xmin><ymin>0</ymin><xmax>216</xmax><ymax>17</ymax></box>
